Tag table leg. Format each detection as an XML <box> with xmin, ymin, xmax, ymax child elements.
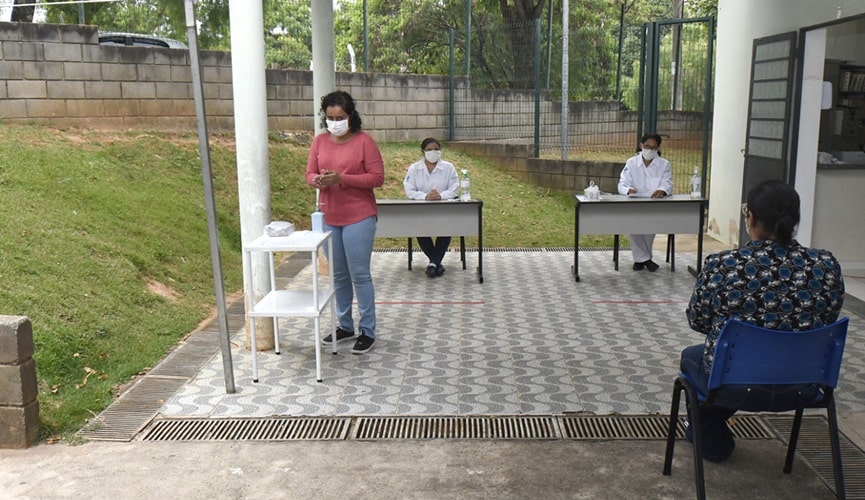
<box><xmin>477</xmin><ymin>203</ymin><xmax>484</xmax><ymax>283</ymax></box>
<box><xmin>613</xmin><ymin>234</ymin><xmax>620</xmax><ymax>271</ymax></box>
<box><xmin>669</xmin><ymin>234</ymin><xmax>675</xmax><ymax>272</ymax></box>
<box><xmin>689</xmin><ymin>202</ymin><xmax>706</xmax><ymax>278</ymax></box>
<box><xmin>573</xmin><ymin>205</ymin><xmax>580</xmax><ymax>282</ymax></box>
<box><xmin>250</xmin><ymin>314</ymin><xmax>259</xmax><ymax>383</ymax></box>
<box><xmin>407</xmin><ymin>238</ymin><xmax>413</xmax><ymax>270</ymax></box>
<box><xmin>460</xmin><ymin>236</ymin><xmax>467</xmax><ymax>270</ymax></box>
<box><xmin>314</xmin><ymin>315</ymin><xmax>322</xmax><ymax>382</ymax></box>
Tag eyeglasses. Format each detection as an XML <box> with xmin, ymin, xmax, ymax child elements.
<box><xmin>741</xmin><ymin>203</ymin><xmax>749</xmax><ymax>216</ymax></box>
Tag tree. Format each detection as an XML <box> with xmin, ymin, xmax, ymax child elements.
<box><xmin>264</xmin><ymin>0</ymin><xmax>312</xmax><ymax>70</ymax></box>
<box><xmin>485</xmin><ymin>0</ymin><xmax>547</xmax><ymax>88</ymax></box>
<box><xmin>10</xmin><ymin>0</ymin><xmax>35</xmax><ymax>22</ymax></box>
<box><xmin>40</xmin><ymin>0</ymin><xmax>230</xmax><ymax>50</ymax></box>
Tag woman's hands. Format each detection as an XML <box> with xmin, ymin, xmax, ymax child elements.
<box><xmin>314</xmin><ymin>169</ymin><xmax>342</xmax><ymax>188</ymax></box>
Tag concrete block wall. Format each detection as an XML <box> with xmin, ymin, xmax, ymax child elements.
<box><xmin>0</xmin><ymin>21</ymin><xmax>706</xmax><ymax>148</ymax></box>
<box><xmin>452</xmin><ymin>86</ymin><xmax>706</xmax><ymax>149</ymax></box>
<box><xmin>449</xmin><ymin>140</ymin><xmax>621</xmax><ymax>195</ymax></box>
<box><xmin>0</xmin><ymin>316</ymin><xmax>39</xmax><ymax>449</ymax></box>
<box><xmin>0</xmin><ymin>21</ymin><xmax>452</xmax><ymax>142</ymax></box>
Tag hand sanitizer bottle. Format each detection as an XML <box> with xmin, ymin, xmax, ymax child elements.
<box><xmin>460</xmin><ymin>169</ymin><xmax>471</xmax><ymax>201</ymax></box>
<box><xmin>311</xmin><ymin>190</ymin><xmax>325</xmax><ymax>232</ymax></box>
<box><xmin>690</xmin><ymin>167</ymin><xmax>702</xmax><ymax>199</ymax></box>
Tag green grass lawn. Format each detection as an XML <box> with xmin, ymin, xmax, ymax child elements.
<box><xmin>0</xmin><ymin>123</ymin><xmax>612</xmax><ymax>441</ymax></box>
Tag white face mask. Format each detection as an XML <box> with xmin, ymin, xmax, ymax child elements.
<box><xmin>326</xmin><ymin>119</ymin><xmax>349</xmax><ymax>137</ymax></box>
<box><xmin>641</xmin><ymin>148</ymin><xmax>658</xmax><ymax>161</ymax></box>
<box><xmin>424</xmin><ymin>150</ymin><xmax>441</xmax><ymax>164</ymax></box>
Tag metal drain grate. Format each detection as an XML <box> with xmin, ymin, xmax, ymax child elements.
<box><xmin>140</xmin><ymin>417</ymin><xmax>351</xmax><ymax>441</ymax></box>
<box><xmin>77</xmin><ymin>376</ymin><xmax>187</xmax><ymax>441</ymax></box>
<box><xmin>352</xmin><ymin>415</ymin><xmax>561</xmax><ymax>440</ymax></box>
<box><xmin>766</xmin><ymin>415</ymin><xmax>865</xmax><ymax>498</ymax></box>
<box><xmin>559</xmin><ymin>415</ymin><xmax>774</xmax><ymax>440</ymax></box>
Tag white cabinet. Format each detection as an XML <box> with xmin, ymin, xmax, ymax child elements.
<box><xmin>243</xmin><ymin>230</ymin><xmax>335</xmax><ymax>382</ymax></box>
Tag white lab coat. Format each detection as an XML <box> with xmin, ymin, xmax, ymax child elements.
<box><xmin>617</xmin><ymin>153</ymin><xmax>674</xmax><ymax>263</ymax></box>
<box><xmin>403</xmin><ymin>158</ymin><xmax>459</xmax><ymax>200</ymax></box>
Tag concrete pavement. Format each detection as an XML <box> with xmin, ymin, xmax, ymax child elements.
<box><xmin>1</xmin><ymin>239</ymin><xmax>861</xmax><ymax>499</ymax></box>
<box><xmin>0</xmin><ymin>438</ymin><xmax>840</xmax><ymax>499</ymax></box>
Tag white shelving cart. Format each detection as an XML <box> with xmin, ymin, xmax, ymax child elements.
<box><xmin>242</xmin><ymin>230</ymin><xmax>335</xmax><ymax>382</ymax></box>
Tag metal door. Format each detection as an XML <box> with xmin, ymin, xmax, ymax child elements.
<box><xmin>739</xmin><ymin>32</ymin><xmax>797</xmax><ymax>246</ymax></box>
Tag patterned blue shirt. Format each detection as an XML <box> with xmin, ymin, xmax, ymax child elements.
<box><xmin>686</xmin><ymin>239</ymin><xmax>845</xmax><ymax>373</ymax></box>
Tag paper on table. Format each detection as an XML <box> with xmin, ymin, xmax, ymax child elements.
<box><xmin>627</xmin><ymin>177</ymin><xmax>663</xmax><ymax>198</ymax></box>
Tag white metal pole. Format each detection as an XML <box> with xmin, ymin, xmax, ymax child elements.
<box><xmin>311</xmin><ymin>0</ymin><xmax>337</xmax><ymax>133</ymax></box>
<box><xmin>228</xmin><ymin>0</ymin><xmax>273</xmax><ymax>351</ymax></box>
<box><xmin>561</xmin><ymin>0</ymin><xmax>569</xmax><ymax>160</ymax></box>
<box><xmin>184</xmin><ymin>0</ymin><xmax>234</xmax><ymax>393</ymax></box>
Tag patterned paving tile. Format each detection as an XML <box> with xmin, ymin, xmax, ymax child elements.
<box><xmin>158</xmin><ymin>249</ymin><xmax>865</xmax><ymax>419</ymax></box>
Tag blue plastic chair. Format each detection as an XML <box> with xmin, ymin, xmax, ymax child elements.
<box><xmin>663</xmin><ymin>318</ymin><xmax>849</xmax><ymax>500</ymax></box>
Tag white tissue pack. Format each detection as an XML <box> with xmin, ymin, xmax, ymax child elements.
<box><xmin>264</xmin><ymin>221</ymin><xmax>295</xmax><ymax>237</ymax></box>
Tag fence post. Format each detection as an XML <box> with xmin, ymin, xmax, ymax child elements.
<box><xmin>0</xmin><ymin>316</ymin><xmax>40</xmax><ymax>448</ymax></box>
<box><xmin>449</xmin><ymin>28</ymin><xmax>456</xmax><ymax>142</ymax></box>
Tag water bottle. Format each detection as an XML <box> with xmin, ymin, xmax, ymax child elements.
<box><xmin>690</xmin><ymin>166</ymin><xmax>702</xmax><ymax>199</ymax></box>
<box><xmin>460</xmin><ymin>169</ymin><xmax>471</xmax><ymax>201</ymax></box>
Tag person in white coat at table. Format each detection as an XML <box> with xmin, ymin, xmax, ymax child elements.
<box><xmin>403</xmin><ymin>137</ymin><xmax>460</xmax><ymax>278</ymax></box>
<box><xmin>617</xmin><ymin>132</ymin><xmax>674</xmax><ymax>272</ymax></box>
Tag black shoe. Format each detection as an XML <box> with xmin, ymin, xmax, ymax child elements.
<box><xmin>435</xmin><ymin>265</ymin><xmax>446</xmax><ymax>276</ymax></box>
<box><xmin>322</xmin><ymin>327</ymin><xmax>354</xmax><ymax>345</ymax></box>
<box><xmin>426</xmin><ymin>264</ymin><xmax>437</xmax><ymax>278</ymax></box>
<box><xmin>633</xmin><ymin>261</ymin><xmax>646</xmax><ymax>271</ymax></box>
<box><xmin>644</xmin><ymin>260</ymin><xmax>660</xmax><ymax>272</ymax></box>
<box><xmin>352</xmin><ymin>334</ymin><xmax>375</xmax><ymax>354</ymax></box>
<box><xmin>683</xmin><ymin>418</ymin><xmax>735</xmax><ymax>463</ymax></box>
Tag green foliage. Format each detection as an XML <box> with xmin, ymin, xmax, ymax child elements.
<box><xmin>619</xmin><ymin>20</ymin><xmax>714</xmax><ymax>112</ymax></box>
<box><xmin>41</xmin><ymin>0</ymin><xmax>230</xmax><ymax>49</ymax></box>
<box><xmin>0</xmin><ymin>125</ymin><xmax>243</xmax><ymax>439</ymax></box>
<box><xmin>31</xmin><ymin>0</ymin><xmax>716</xmax><ymax>83</ymax></box>
<box><xmin>265</xmin><ymin>0</ymin><xmax>313</xmax><ymax>70</ymax></box>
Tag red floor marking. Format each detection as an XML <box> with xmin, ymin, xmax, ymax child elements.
<box><xmin>377</xmin><ymin>301</ymin><xmax>485</xmax><ymax>305</ymax></box>
<box><xmin>591</xmin><ymin>300</ymin><xmax>686</xmax><ymax>304</ymax></box>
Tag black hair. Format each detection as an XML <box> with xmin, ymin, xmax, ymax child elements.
<box><xmin>636</xmin><ymin>132</ymin><xmax>663</xmax><ymax>153</ymax></box>
<box><xmin>420</xmin><ymin>137</ymin><xmax>440</xmax><ymax>150</ymax></box>
<box><xmin>746</xmin><ymin>179</ymin><xmax>800</xmax><ymax>245</ymax></box>
<box><xmin>319</xmin><ymin>91</ymin><xmax>362</xmax><ymax>131</ymax></box>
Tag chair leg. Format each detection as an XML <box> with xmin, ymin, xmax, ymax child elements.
<box><xmin>784</xmin><ymin>408</ymin><xmax>804</xmax><ymax>473</ymax></box>
<box><xmin>663</xmin><ymin>378</ymin><xmax>706</xmax><ymax>500</ymax></box>
<box><xmin>827</xmin><ymin>399</ymin><xmax>846</xmax><ymax>499</ymax></box>
<box><xmin>663</xmin><ymin>379</ymin><xmax>683</xmax><ymax>475</ymax></box>
<box><xmin>683</xmin><ymin>384</ymin><xmax>707</xmax><ymax>500</ymax></box>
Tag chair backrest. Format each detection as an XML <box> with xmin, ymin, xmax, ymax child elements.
<box><xmin>707</xmin><ymin>318</ymin><xmax>849</xmax><ymax>390</ymax></box>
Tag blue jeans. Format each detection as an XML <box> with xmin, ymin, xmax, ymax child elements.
<box><xmin>416</xmin><ymin>236</ymin><xmax>451</xmax><ymax>266</ymax></box>
<box><xmin>326</xmin><ymin>216</ymin><xmax>376</xmax><ymax>339</ymax></box>
<box><xmin>679</xmin><ymin>344</ymin><xmax>820</xmax><ymax>459</ymax></box>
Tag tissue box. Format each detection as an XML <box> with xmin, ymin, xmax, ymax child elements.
<box><xmin>264</xmin><ymin>221</ymin><xmax>295</xmax><ymax>237</ymax></box>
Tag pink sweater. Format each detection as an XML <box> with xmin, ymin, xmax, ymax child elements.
<box><xmin>305</xmin><ymin>131</ymin><xmax>385</xmax><ymax>226</ymax></box>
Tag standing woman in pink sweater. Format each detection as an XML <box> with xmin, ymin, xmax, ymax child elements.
<box><xmin>306</xmin><ymin>91</ymin><xmax>385</xmax><ymax>354</ymax></box>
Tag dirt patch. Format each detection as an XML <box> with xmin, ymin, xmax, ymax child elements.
<box><xmin>145</xmin><ymin>279</ymin><xmax>180</xmax><ymax>301</ymax></box>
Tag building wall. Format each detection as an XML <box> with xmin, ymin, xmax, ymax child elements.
<box><xmin>710</xmin><ymin>0</ymin><xmax>865</xmax><ymax>248</ymax></box>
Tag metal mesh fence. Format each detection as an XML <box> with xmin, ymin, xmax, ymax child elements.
<box><xmin>452</xmin><ymin>17</ymin><xmax>715</xmax><ymax>195</ymax></box>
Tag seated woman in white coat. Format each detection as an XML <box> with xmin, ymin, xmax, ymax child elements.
<box><xmin>617</xmin><ymin>132</ymin><xmax>674</xmax><ymax>271</ymax></box>
<box><xmin>403</xmin><ymin>138</ymin><xmax>460</xmax><ymax>278</ymax></box>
